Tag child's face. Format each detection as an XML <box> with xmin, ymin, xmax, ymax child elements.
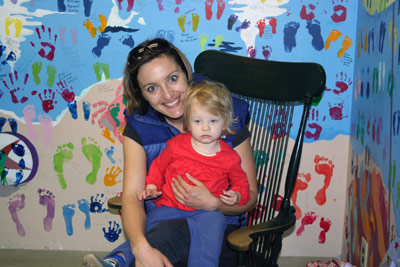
<box><xmin>188</xmin><ymin>101</ymin><xmax>225</xmax><ymax>144</ymax></box>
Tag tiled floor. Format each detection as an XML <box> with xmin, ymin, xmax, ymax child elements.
<box><xmin>0</xmin><ymin>249</ymin><xmax>334</xmax><ymax>267</ymax></box>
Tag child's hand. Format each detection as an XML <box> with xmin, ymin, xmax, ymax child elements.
<box><xmin>138</xmin><ymin>188</ymin><xmax>162</xmax><ymax>200</ymax></box>
<box><xmin>220</xmin><ymin>190</ymin><xmax>241</xmax><ymax>206</ymax></box>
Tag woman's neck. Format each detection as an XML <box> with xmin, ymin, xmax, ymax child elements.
<box><xmin>165</xmin><ymin>117</ymin><xmax>185</xmax><ymax>132</ymax></box>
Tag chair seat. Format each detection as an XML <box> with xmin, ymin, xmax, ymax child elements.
<box><xmin>108</xmin><ymin>196</ymin><xmax>122</xmax><ymax>209</ymax></box>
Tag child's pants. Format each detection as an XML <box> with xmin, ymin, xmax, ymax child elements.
<box><xmin>145</xmin><ymin>205</ymin><xmax>227</xmax><ymax>267</ymax></box>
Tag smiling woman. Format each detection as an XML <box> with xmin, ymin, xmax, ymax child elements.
<box><xmin>83</xmin><ymin>38</ymin><xmax>258</xmax><ymax>267</ymax></box>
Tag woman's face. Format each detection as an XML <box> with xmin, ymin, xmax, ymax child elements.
<box><xmin>137</xmin><ymin>55</ymin><xmax>188</xmax><ymax>120</ymax></box>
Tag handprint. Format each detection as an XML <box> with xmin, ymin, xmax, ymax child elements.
<box><xmin>30</xmin><ymin>25</ymin><xmax>58</xmax><ymax>61</ymax></box>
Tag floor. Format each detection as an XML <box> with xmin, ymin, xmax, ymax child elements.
<box><xmin>0</xmin><ymin>249</ymin><xmax>334</xmax><ymax>267</ymax></box>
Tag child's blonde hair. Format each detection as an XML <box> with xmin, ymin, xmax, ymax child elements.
<box><xmin>183</xmin><ymin>80</ymin><xmax>236</xmax><ymax>135</ymax></box>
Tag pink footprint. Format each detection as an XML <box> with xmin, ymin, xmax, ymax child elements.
<box><xmin>23</xmin><ymin>104</ymin><xmax>38</xmax><ymax>140</ymax></box>
<box><xmin>296</xmin><ymin>211</ymin><xmax>317</xmax><ymax>236</ymax></box>
<box><xmin>291</xmin><ymin>172</ymin><xmax>311</xmax><ymax>219</ymax></box>
<box><xmin>8</xmin><ymin>194</ymin><xmax>26</xmax><ymax>237</ymax></box>
<box><xmin>314</xmin><ymin>155</ymin><xmax>335</xmax><ymax>205</ymax></box>
<box><xmin>39</xmin><ymin>114</ymin><xmax>53</xmax><ymax>150</ymax></box>
<box><xmin>38</xmin><ymin>188</ymin><xmax>56</xmax><ymax>231</ymax></box>
<box><xmin>318</xmin><ymin>217</ymin><xmax>332</xmax><ymax>243</ymax></box>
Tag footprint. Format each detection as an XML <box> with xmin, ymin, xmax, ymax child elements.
<box><xmin>205</xmin><ymin>0</ymin><xmax>213</xmax><ymax>20</ymax></box>
<box><xmin>192</xmin><ymin>13</ymin><xmax>199</xmax><ymax>32</ymax></box>
<box><xmin>92</xmin><ymin>34</ymin><xmax>111</xmax><ymax>57</ymax></box>
<box><xmin>291</xmin><ymin>172</ymin><xmax>311</xmax><ymax>219</ymax></box>
<box><xmin>337</xmin><ymin>36</ymin><xmax>353</xmax><ymax>58</ymax></box>
<box><xmin>318</xmin><ymin>217</ymin><xmax>332</xmax><ymax>244</ymax></box>
<box><xmin>62</xmin><ymin>203</ymin><xmax>75</xmax><ymax>236</ymax></box>
<box><xmin>81</xmin><ymin>137</ymin><xmax>102</xmax><ymax>185</ymax></box>
<box><xmin>262</xmin><ymin>45</ymin><xmax>272</xmax><ymax>60</ymax></box>
<box><xmin>32</xmin><ymin>62</ymin><xmax>43</xmax><ymax>85</ymax></box>
<box><xmin>227</xmin><ymin>14</ymin><xmax>238</xmax><ymax>30</ymax></box>
<box><xmin>78</xmin><ymin>199</ymin><xmax>91</xmax><ymax>230</ymax></box>
<box><xmin>68</xmin><ymin>100</ymin><xmax>78</xmax><ymax>119</ymax></box>
<box><xmin>200</xmin><ymin>33</ymin><xmax>209</xmax><ymax>52</ymax></box>
<box><xmin>296</xmin><ymin>211</ymin><xmax>317</xmax><ymax>236</ymax></box>
<box><xmin>314</xmin><ymin>155</ymin><xmax>335</xmax><ymax>206</ymax></box>
<box><xmin>8</xmin><ymin>194</ymin><xmax>26</xmax><ymax>236</ymax></box>
<box><xmin>325</xmin><ymin>29</ymin><xmax>342</xmax><ymax>50</ymax></box>
<box><xmin>23</xmin><ymin>105</ymin><xmax>38</xmax><ymax>140</ymax></box>
<box><xmin>82</xmin><ymin>101</ymin><xmax>91</xmax><ymax>121</ymax></box>
<box><xmin>105</xmin><ymin>146</ymin><xmax>116</xmax><ymax>164</ymax></box>
<box><xmin>53</xmin><ymin>143</ymin><xmax>74</xmax><ymax>189</ymax></box>
<box><xmin>306</xmin><ymin>19</ymin><xmax>324</xmax><ymax>51</ymax></box>
<box><xmin>46</xmin><ymin>65</ymin><xmax>57</xmax><ymax>88</ymax></box>
<box><xmin>83</xmin><ymin>0</ymin><xmax>94</xmax><ymax>17</ymax></box>
<box><xmin>216</xmin><ymin>0</ymin><xmax>225</xmax><ymax>20</ymax></box>
<box><xmin>8</xmin><ymin>118</ymin><xmax>17</xmax><ymax>133</ymax></box>
<box><xmin>38</xmin><ymin>188</ymin><xmax>55</xmax><ymax>232</ymax></box>
<box><xmin>283</xmin><ymin>21</ymin><xmax>300</xmax><ymax>53</ymax></box>
<box><xmin>177</xmin><ymin>15</ymin><xmax>186</xmax><ymax>33</ymax></box>
<box><xmin>214</xmin><ymin>34</ymin><xmax>224</xmax><ymax>48</ymax></box>
<box><xmin>38</xmin><ymin>114</ymin><xmax>53</xmax><ymax>150</ymax></box>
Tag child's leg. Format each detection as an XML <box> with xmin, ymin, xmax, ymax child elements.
<box><xmin>186</xmin><ymin>210</ymin><xmax>227</xmax><ymax>267</ymax></box>
<box><xmin>145</xmin><ymin>205</ymin><xmax>188</xmax><ymax>232</ymax></box>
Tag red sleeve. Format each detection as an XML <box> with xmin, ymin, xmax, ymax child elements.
<box><xmin>227</xmin><ymin>153</ymin><xmax>250</xmax><ymax>205</ymax></box>
<box><xmin>146</xmin><ymin>139</ymin><xmax>175</xmax><ymax>190</ymax></box>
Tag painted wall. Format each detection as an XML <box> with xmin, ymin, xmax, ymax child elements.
<box><xmin>343</xmin><ymin>0</ymin><xmax>400</xmax><ymax>266</ymax></box>
<box><xmin>0</xmin><ymin>0</ymin><xmax>357</xmax><ymax>259</ymax></box>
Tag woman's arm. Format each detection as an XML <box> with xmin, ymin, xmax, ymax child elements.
<box><xmin>121</xmin><ymin>136</ymin><xmax>172</xmax><ymax>267</ymax></box>
<box><xmin>171</xmin><ymin>137</ymin><xmax>257</xmax><ymax>215</ymax></box>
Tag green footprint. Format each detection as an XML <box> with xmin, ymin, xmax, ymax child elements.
<box><xmin>81</xmin><ymin>137</ymin><xmax>102</xmax><ymax>185</ymax></box>
<box><xmin>47</xmin><ymin>65</ymin><xmax>57</xmax><ymax>88</ymax></box>
<box><xmin>100</xmin><ymin>63</ymin><xmax>110</xmax><ymax>80</ymax></box>
<box><xmin>93</xmin><ymin>62</ymin><xmax>102</xmax><ymax>81</ymax></box>
<box><xmin>53</xmin><ymin>143</ymin><xmax>74</xmax><ymax>190</ymax></box>
<box><xmin>32</xmin><ymin>62</ymin><xmax>43</xmax><ymax>85</ymax></box>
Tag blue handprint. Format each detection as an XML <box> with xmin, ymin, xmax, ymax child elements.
<box><xmin>89</xmin><ymin>193</ymin><xmax>108</xmax><ymax>213</ymax></box>
<box><xmin>103</xmin><ymin>221</ymin><xmax>122</xmax><ymax>242</ymax></box>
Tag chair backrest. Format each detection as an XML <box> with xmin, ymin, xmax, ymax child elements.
<box><xmin>194</xmin><ymin>50</ymin><xmax>326</xmax><ymax>227</ymax></box>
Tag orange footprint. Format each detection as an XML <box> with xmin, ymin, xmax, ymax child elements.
<box><xmin>291</xmin><ymin>172</ymin><xmax>311</xmax><ymax>219</ymax></box>
<box><xmin>314</xmin><ymin>155</ymin><xmax>335</xmax><ymax>206</ymax></box>
<box><xmin>324</xmin><ymin>29</ymin><xmax>342</xmax><ymax>50</ymax></box>
<box><xmin>337</xmin><ymin>36</ymin><xmax>353</xmax><ymax>58</ymax></box>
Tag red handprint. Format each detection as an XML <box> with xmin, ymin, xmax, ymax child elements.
<box><xmin>2</xmin><ymin>70</ymin><xmax>29</xmax><ymax>104</ymax></box>
<box><xmin>30</xmin><ymin>25</ymin><xmax>57</xmax><ymax>61</ymax></box>
<box><xmin>56</xmin><ymin>80</ymin><xmax>76</xmax><ymax>103</ymax></box>
<box><xmin>38</xmin><ymin>89</ymin><xmax>56</xmax><ymax>113</ymax></box>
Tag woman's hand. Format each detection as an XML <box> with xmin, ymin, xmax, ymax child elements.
<box><xmin>134</xmin><ymin>243</ymin><xmax>173</xmax><ymax>267</ymax></box>
<box><xmin>171</xmin><ymin>173</ymin><xmax>219</xmax><ymax>211</ymax></box>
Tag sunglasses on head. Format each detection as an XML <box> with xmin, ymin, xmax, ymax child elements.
<box><xmin>127</xmin><ymin>39</ymin><xmax>171</xmax><ymax>67</ymax></box>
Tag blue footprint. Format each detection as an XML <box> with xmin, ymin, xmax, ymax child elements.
<box><xmin>68</xmin><ymin>100</ymin><xmax>78</xmax><ymax>119</ymax></box>
<box><xmin>307</xmin><ymin>19</ymin><xmax>324</xmax><ymax>51</ymax></box>
<box><xmin>92</xmin><ymin>34</ymin><xmax>111</xmax><ymax>57</ymax></box>
<box><xmin>82</xmin><ymin>101</ymin><xmax>91</xmax><ymax>121</ymax></box>
<box><xmin>62</xmin><ymin>204</ymin><xmax>76</xmax><ymax>236</ymax></box>
<box><xmin>78</xmin><ymin>199</ymin><xmax>91</xmax><ymax>230</ymax></box>
<box><xmin>283</xmin><ymin>21</ymin><xmax>300</xmax><ymax>53</ymax></box>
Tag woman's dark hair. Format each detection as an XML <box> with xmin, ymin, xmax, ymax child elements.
<box><xmin>123</xmin><ymin>38</ymin><xmax>193</xmax><ymax>115</ymax></box>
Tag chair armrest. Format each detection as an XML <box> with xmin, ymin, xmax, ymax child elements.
<box><xmin>108</xmin><ymin>196</ymin><xmax>122</xmax><ymax>209</ymax></box>
<box><xmin>227</xmin><ymin>210</ymin><xmax>296</xmax><ymax>251</ymax></box>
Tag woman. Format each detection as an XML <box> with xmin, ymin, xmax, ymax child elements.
<box><xmin>83</xmin><ymin>38</ymin><xmax>257</xmax><ymax>267</ymax></box>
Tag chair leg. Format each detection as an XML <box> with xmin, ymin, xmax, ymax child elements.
<box><xmin>237</xmin><ymin>251</ymin><xmax>246</xmax><ymax>267</ymax></box>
